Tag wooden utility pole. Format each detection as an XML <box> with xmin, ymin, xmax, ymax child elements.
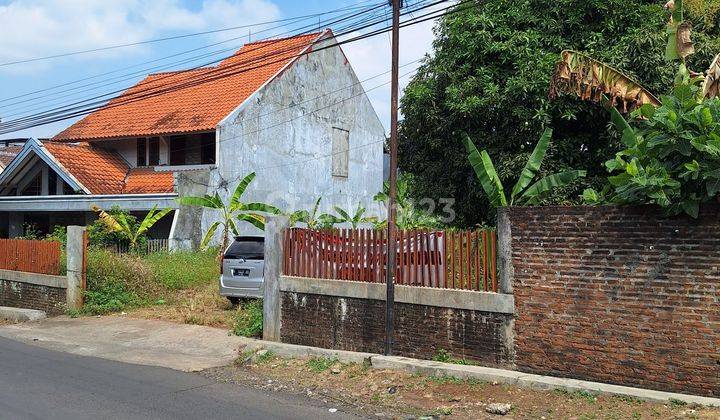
<box><xmin>385</xmin><ymin>0</ymin><xmax>401</xmax><ymax>356</ymax></box>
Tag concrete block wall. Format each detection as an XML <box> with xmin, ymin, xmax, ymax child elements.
<box><xmin>0</xmin><ymin>278</ymin><xmax>66</xmax><ymax>315</ymax></box>
<box><xmin>504</xmin><ymin>205</ymin><xmax>720</xmax><ymax>397</ymax></box>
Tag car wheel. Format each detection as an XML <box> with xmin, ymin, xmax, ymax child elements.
<box><xmin>227</xmin><ymin>297</ymin><xmax>240</xmax><ymax>306</ymax></box>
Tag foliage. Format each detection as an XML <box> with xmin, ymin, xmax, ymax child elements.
<box><xmin>331</xmin><ymin>204</ymin><xmax>377</xmax><ymax>229</ymax></box>
<box><xmin>92</xmin><ymin>205</ymin><xmax>171</xmax><ymax>250</ymax></box>
<box><xmin>398</xmin><ymin>0</ymin><xmax>720</xmax><ymax>226</ymax></box>
<box><xmin>585</xmin><ymin>83</ymin><xmax>720</xmax><ymax>217</ymax></box>
<box><xmin>465</xmin><ymin>128</ymin><xmax>586</xmax><ymax>206</ymax></box>
<box><xmin>231</xmin><ymin>299</ymin><xmax>263</xmax><ymax>337</ymax></box>
<box><xmin>177</xmin><ymin>172</ymin><xmax>281</xmax><ymax>251</ymax></box>
<box><xmin>17</xmin><ymin>223</ymin><xmax>41</xmax><ymax>240</ymax></box>
<box><xmin>44</xmin><ymin>225</ymin><xmax>67</xmax><ymax>247</ymax></box>
<box><xmin>82</xmin><ymin>249</ymin><xmax>161</xmax><ymax>315</ymax></box>
<box><xmin>87</xmin><ymin>207</ymin><xmax>136</xmax><ymax>249</ymax></box>
<box><xmin>373</xmin><ymin>174</ymin><xmax>442</xmax><ymax>229</ymax></box>
<box><xmin>307</xmin><ymin>357</ymin><xmax>337</xmax><ymax>373</ymax></box>
<box><xmin>143</xmin><ymin>250</ymin><xmax>219</xmax><ymax>290</ymax></box>
<box><xmin>289</xmin><ymin>197</ymin><xmax>336</xmax><ymax>229</ymax></box>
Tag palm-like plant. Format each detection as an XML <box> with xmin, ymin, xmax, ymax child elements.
<box><xmin>92</xmin><ymin>205</ymin><xmax>172</xmax><ymax>250</ymax></box>
<box><xmin>289</xmin><ymin>197</ymin><xmax>336</xmax><ymax>230</ymax></box>
<box><xmin>464</xmin><ymin>128</ymin><xmax>586</xmax><ymax>207</ymax></box>
<box><xmin>177</xmin><ymin>172</ymin><xmax>280</xmax><ymax>251</ymax></box>
<box><xmin>331</xmin><ymin>204</ymin><xmax>377</xmax><ymax>229</ymax></box>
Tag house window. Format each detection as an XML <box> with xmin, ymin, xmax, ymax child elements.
<box><xmin>169</xmin><ymin>136</ymin><xmax>187</xmax><ymax>165</ymax></box>
<box><xmin>148</xmin><ymin>137</ymin><xmax>160</xmax><ymax>166</ymax></box>
<box><xmin>137</xmin><ymin>138</ymin><xmax>147</xmax><ymax>166</ymax></box>
<box><xmin>21</xmin><ymin>172</ymin><xmax>42</xmax><ymax>196</ymax></box>
<box><xmin>48</xmin><ymin>170</ymin><xmax>57</xmax><ymax>195</ymax></box>
<box><xmin>200</xmin><ymin>133</ymin><xmax>215</xmax><ymax>164</ymax></box>
<box><xmin>332</xmin><ymin>127</ymin><xmax>350</xmax><ymax>178</ymax></box>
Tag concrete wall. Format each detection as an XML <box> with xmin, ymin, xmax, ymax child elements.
<box><xmin>170</xmin><ymin>170</ymin><xmax>212</xmax><ymax>250</ymax></box>
<box><xmin>0</xmin><ymin>273</ymin><xmax>67</xmax><ymax>315</ymax></box>
<box><xmin>504</xmin><ymin>205</ymin><xmax>720</xmax><ymax>397</ymax></box>
<box><xmin>277</xmin><ymin>276</ymin><xmax>515</xmax><ymax>366</ymax></box>
<box><xmin>194</xmin><ymin>34</ymin><xmax>384</xmax><ymax>243</ymax></box>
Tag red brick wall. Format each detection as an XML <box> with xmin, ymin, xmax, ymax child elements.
<box><xmin>1</xmin><ymin>279</ymin><xmax>66</xmax><ymax>315</ymax></box>
<box><xmin>507</xmin><ymin>205</ymin><xmax>720</xmax><ymax>396</ymax></box>
<box><xmin>281</xmin><ymin>292</ymin><xmax>513</xmax><ymax>366</ymax></box>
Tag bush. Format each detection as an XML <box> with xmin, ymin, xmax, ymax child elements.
<box><xmin>232</xmin><ymin>299</ymin><xmax>263</xmax><ymax>337</ymax></box>
<box><xmin>144</xmin><ymin>250</ymin><xmax>219</xmax><ymax>290</ymax></box>
<box><xmin>83</xmin><ymin>249</ymin><xmax>162</xmax><ymax>315</ymax></box>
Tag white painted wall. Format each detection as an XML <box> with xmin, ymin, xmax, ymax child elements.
<box><xmin>199</xmin><ymin>34</ymin><xmax>385</xmax><ymax>241</ymax></box>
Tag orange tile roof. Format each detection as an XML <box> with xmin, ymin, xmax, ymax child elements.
<box><xmin>0</xmin><ymin>146</ymin><xmax>22</xmax><ymax>168</ymax></box>
<box><xmin>124</xmin><ymin>167</ymin><xmax>174</xmax><ymax>194</ymax></box>
<box><xmin>53</xmin><ymin>32</ymin><xmax>324</xmax><ymax>142</ymax></box>
<box><xmin>42</xmin><ymin>142</ymin><xmax>174</xmax><ymax>194</ymax></box>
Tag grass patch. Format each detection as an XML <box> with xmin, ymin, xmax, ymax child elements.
<box><xmin>554</xmin><ymin>388</ymin><xmax>597</xmax><ymax>403</ymax></box>
<box><xmin>669</xmin><ymin>398</ymin><xmax>687</xmax><ymax>408</ymax></box>
<box><xmin>307</xmin><ymin>357</ymin><xmax>337</xmax><ymax>373</ymax></box>
<box><xmin>232</xmin><ymin>299</ymin><xmax>263</xmax><ymax>337</ymax></box>
<box><xmin>431</xmin><ymin>349</ymin><xmax>477</xmax><ymax>366</ymax></box>
<box><xmin>144</xmin><ymin>250</ymin><xmax>218</xmax><ymax>290</ymax></box>
<box><xmin>255</xmin><ymin>350</ymin><xmax>275</xmax><ymax>364</ymax></box>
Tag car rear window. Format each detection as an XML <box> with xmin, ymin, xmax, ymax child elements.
<box><xmin>225</xmin><ymin>238</ymin><xmax>264</xmax><ymax>259</ymax></box>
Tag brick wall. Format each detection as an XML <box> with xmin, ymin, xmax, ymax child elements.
<box><xmin>0</xmin><ymin>279</ymin><xmax>66</xmax><ymax>315</ymax></box>
<box><xmin>281</xmin><ymin>292</ymin><xmax>513</xmax><ymax>366</ymax></box>
<box><xmin>506</xmin><ymin>205</ymin><xmax>720</xmax><ymax>397</ymax></box>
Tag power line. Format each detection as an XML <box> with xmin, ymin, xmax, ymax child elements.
<box><xmin>0</xmin><ymin>0</ymin><xmax>460</xmax><ymax>134</ymax></box>
<box><xmin>0</xmin><ymin>0</ymin><xmax>388</xmax><ymax>110</ymax></box>
<box><xmin>0</xmin><ymin>0</ymin><xmax>403</xmax><ymax>129</ymax></box>
<box><xmin>0</xmin><ymin>0</ymin><xmax>384</xmax><ymax>67</ymax></box>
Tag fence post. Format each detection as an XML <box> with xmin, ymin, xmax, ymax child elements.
<box><xmin>263</xmin><ymin>215</ymin><xmax>289</xmax><ymax>342</ymax></box>
<box><xmin>496</xmin><ymin>208</ymin><xmax>513</xmax><ymax>294</ymax></box>
<box><xmin>66</xmin><ymin>225</ymin><xmax>87</xmax><ymax>311</ymax></box>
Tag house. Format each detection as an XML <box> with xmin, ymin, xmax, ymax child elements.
<box><xmin>0</xmin><ymin>30</ymin><xmax>385</xmax><ymax>247</ymax></box>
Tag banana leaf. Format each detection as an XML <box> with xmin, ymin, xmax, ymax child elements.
<box><xmin>519</xmin><ymin>170</ymin><xmax>587</xmax><ymax>205</ymax></box>
<box><xmin>510</xmin><ymin>128</ymin><xmax>552</xmax><ymax>204</ymax></box>
<box><xmin>464</xmin><ymin>135</ymin><xmax>507</xmax><ymax>207</ymax></box>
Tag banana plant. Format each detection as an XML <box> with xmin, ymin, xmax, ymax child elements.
<box><xmin>177</xmin><ymin>172</ymin><xmax>281</xmax><ymax>251</ymax></box>
<box><xmin>331</xmin><ymin>204</ymin><xmax>377</xmax><ymax>229</ymax></box>
<box><xmin>92</xmin><ymin>204</ymin><xmax>172</xmax><ymax>251</ymax></box>
<box><xmin>464</xmin><ymin>128</ymin><xmax>586</xmax><ymax>207</ymax></box>
<box><xmin>289</xmin><ymin>197</ymin><xmax>337</xmax><ymax>230</ymax></box>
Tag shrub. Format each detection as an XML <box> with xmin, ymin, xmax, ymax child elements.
<box><xmin>83</xmin><ymin>249</ymin><xmax>162</xmax><ymax>315</ymax></box>
<box><xmin>232</xmin><ymin>299</ymin><xmax>263</xmax><ymax>337</ymax></box>
<box><xmin>144</xmin><ymin>250</ymin><xmax>219</xmax><ymax>290</ymax></box>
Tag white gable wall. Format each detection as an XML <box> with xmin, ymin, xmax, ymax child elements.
<box><xmin>200</xmin><ymin>35</ymin><xmax>385</xmax><ymax>241</ymax></box>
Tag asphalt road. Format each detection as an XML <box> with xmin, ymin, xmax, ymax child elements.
<box><xmin>0</xmin><ymin>336</ymin><xmax>358</xmax><ymax>420</ymax></box>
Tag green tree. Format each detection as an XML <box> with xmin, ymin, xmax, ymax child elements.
<box><xmin>92</xmin><ymin>205</ymin><xmax>172</xmax><ymax>251</ymax></box>
<box><xmin>177</xmin><ymin>172</ymin><xmax>281</xmax><ymax>251</ymax></box>
<box><xmin>398</xmin><ymin>0</ymin><xmax>720</xmax><ymax>226</ymax></box>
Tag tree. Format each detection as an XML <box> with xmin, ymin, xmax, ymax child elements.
<box><xmin>398</xmin><ymin>0</ymin><xmax>720</xmax><ymax>226</ymax></box>
<box><xmin>177</xmin><ymin>172</ymin><xmax>280</xmax><ymax>251</ymax></box>
<box><xmin>465</xmin><ymin>128</ymin><xmax>586</xmax><ymax>206</ymax></box>
<box><xmin>331</xmin><ymin>205</ymin><xmax>377</xmax><ymax>229</ymax></box>
<box><xmin>373</xmin><ymin>174</ymin><xmax>442</xmax><ymax>229</ymax></box>
<box><xmin>289</xmin><ymin>197</ymin><xmax>336</xmax><ymax>229</ymax></box>
<box><xmin>92</xmin><ymin>205</ymin><xmax>172</xmax><ymax>251</ymax></box>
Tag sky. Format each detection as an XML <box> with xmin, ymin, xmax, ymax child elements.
<box><xmin>0</xmin><ymin>0</ymin><xmax>442</xmax><ymax>140</ymax></box>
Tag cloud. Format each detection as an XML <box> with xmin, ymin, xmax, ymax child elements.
<box><xmin>0</xmin><ymin>0</ymin><xmax>280</xmax><ymax>72</ymax></box>
<box><xmin>340</xmin><ymin>4</ymin><xmax>440</xmax><ymax>133</ymax></box>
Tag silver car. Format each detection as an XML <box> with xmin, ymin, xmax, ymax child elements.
<box><xmin>220</xmin><ymin>236</ymin><xmax>264</xmax><ymax>303</ymax></box>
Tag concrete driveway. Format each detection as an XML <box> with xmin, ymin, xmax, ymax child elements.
<box><xmin>0</xmin><ymin>316</ymin><xmax>245</xmax><ymax>372</ymax></box>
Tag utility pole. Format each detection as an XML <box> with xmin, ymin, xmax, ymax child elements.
<box><xmin>385</xmin><ymin>0</ymin><xmax>401</xmax><ymax>356</ymax></box>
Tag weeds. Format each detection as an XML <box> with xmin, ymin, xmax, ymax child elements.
<box><xmin>431</xmin><ymin>349</ymin><xmax>476</xmax><ymax>366</ymax></box>
<box><xmin>255</xmin><ymin>350</ymin><xmax>275</xmax><ymax>364</ymax></box>
<box><xmin>307</xmin><ymin>357</ymin><xmax>337</xmax><ymax>373</ymax></box>
<box><xmin>669</xmin><ymin>398</ymin><xmax>687</xmax><ymax>408</ymax></box>
<box><xmin>232</xmin><ymin>299</ymin><xmax>263</xmax><ymax>337</ymax></box>
<box><xmin>144</xmin><ymin>251</ymin><xmax>218</xmax><ymax>290</ymax></box>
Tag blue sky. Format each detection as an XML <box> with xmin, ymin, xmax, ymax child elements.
<box><xmin>0</xmin><ymin>0</ymin><xmax>440</xmax><ymax>140</ymax></box>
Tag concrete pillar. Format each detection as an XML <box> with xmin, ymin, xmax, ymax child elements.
<box><xmin>65</xmin><ymin>225</ymin><xmax>86</xmax><ymax>311</ymax></box>
<box><xmin>496</xmin><ymin>208</ymin><xmax>514</xmax><ymax>294</ymax></box>
<box><xmin>263</xmin><ymin>215</ymin><xmax>289</xmax><ymax>342</ymax></box>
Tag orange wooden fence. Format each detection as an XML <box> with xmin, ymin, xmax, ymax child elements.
<box><xmin>282</xmin><ymin>228</ymin><xmax>497</xmax><ymax>292</ymax></box>
<box><xmin>0</xmin><ymin>238</ymin><xmax>62</xmax><ymax>275</ymax></box>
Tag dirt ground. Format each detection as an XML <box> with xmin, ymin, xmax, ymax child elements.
<box><xmin>203</xmin><ymin>354</ymin><xmax>720</xmax><ymax>420</ymax></box>
<box><xmin>118</xmin><ymin>281</ymin><xmax>236</xmax><ymax>329</ymax></box>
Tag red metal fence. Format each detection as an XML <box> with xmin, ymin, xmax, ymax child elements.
<box><xmin>0</xmin><ymin>238</ymin><xmax>62</xmax><ymax>275</ymax></box>
<box><xmin>283</xmin><ymin>228</ymin><xmax>497</xmax><ymax>292</ymax></box>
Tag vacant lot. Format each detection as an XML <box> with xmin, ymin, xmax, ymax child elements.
<box><xmin>204</xmin><ymin>354</ymin><xmax>720</xmax><ymax>419</ymax></box>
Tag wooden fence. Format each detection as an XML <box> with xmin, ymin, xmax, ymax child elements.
<box><xmin>282</xmin><ymin>228</ymin><xmax>497</xmax><ymax>292</ymax></box>
<box><xmin>0</xmin><ymin>238</ymin><xmax>62</xmax><ymax>275</ymax></box>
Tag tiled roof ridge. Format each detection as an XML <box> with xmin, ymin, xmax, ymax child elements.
<box><xmin>243</xmin><ymin>31</ymin><xmax>324</xmax><ymax>46</ymax></box>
